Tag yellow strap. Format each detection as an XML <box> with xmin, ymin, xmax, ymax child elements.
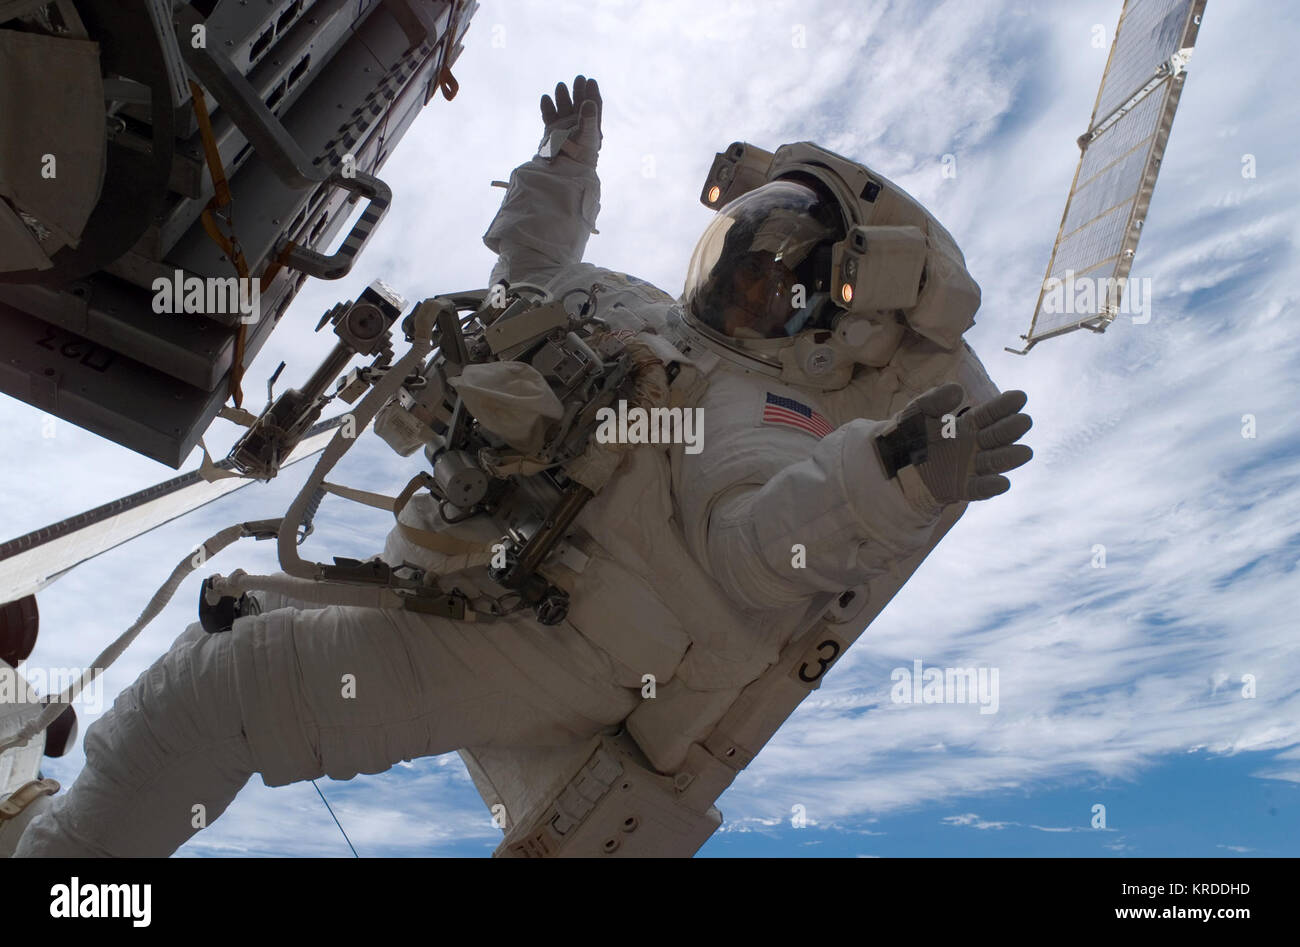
<box><xmin>189</xmin><ymin>81</ymin><xmax>231</xmax><ymax>205</ymax></box>
<box><xmin>189</xmin><ymin>80</ymin><xmax>302</xmax><ymax>408</ymax></box>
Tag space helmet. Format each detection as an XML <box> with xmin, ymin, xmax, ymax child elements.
<box><xmin>678</xmin><ymin>141</ymin><xmax>982</xmax><ymax>390</ymax></box>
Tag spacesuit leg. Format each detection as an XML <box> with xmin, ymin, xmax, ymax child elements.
<box><xmin>15</xmin><ymin>603</ymin><xmax>637</xmax><ymax>857</ymax></box>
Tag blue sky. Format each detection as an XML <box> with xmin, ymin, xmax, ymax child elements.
<box><xmin>3</xmin><ymin>0</ymin><xmax>1299</xmax><ymax>857</ymax></box>
<box><xmin>703</xmin><ymin>753</ymin><xmax>1296</xmax><ymax>858</ymax></box>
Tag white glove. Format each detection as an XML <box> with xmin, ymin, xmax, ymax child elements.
<box><xmin>876</xmin><ymin>383</ymin><xmax>1033</xmax><ymax>515</ymax></box>
<box><xmin>537</xmin><ymin>75</ymin><xmax>603</xmax><ymax>167</ymax></box>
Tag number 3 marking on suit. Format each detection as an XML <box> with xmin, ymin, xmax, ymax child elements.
<box><xmin>798</xmin><ymin>639</ymin><xmax>841</xmax><ymax>684</ymax></box>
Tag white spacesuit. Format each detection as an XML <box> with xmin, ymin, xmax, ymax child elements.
<box><xmin>9</xmin><ymin>76</ymin><xmax>1030</xmax><ymax>857</ymax></box>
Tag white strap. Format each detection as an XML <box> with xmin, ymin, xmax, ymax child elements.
<box><xmin>0</xmin><ymin>522</ymin><xmax>251</xmax><ymax>753</ymax></box>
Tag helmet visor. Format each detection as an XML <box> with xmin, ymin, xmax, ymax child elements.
<box><xmin>683</xmin><ymin>179</ymin><xmax>843</xmax><ymax>340</ymax></box>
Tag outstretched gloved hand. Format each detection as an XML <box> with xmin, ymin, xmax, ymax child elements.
<box><xmin>876</xmin><ymin>383</ymin><xmax>1033</xmax><ymax>516</ymax></box>
<box><xmin>538</xmin><ymin>75</ymin><xmax>602</xmax><ymax>167</ymax></box>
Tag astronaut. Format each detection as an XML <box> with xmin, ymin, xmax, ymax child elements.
<box><xmin>7</xmin><ymin>76</ymin><xmax>1030</xmax><ymax>857</ymax></box>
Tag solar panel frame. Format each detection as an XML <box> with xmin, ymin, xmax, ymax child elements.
<box><xmin>1013</xmin><ymin>0</ymin><xmax>1207</xmax><ymax>351</ymax></box>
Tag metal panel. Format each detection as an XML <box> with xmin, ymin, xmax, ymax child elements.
<box><xmin>0</xmin><ymin>277</ymin><xmax>234</xmax><ymax>390</ymax></box>
<box><xmin>0</xmin><ymin>298</ymin><xmax>221</xmax><ymax>465</ymax></box>
<box><xmin>0</xmin><ymin>270</ymin><xmax>295</xmax><ymax>466</ymax></box>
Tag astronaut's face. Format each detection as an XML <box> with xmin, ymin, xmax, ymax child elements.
<box><xmin>720</xmin><ymin>253</ymin><xmax>797</xmax><ymax>338</ymax></box>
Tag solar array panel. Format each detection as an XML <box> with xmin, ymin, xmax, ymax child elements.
<box><xmin>1096</xmin><ymin>0</ymin><xmax>1198</xmax><ymax>119</ymax></box>
<box><xmin>1010</xmin><ymin>0</ymin><xmax>1207</xmax><ymax>352</ymax></box>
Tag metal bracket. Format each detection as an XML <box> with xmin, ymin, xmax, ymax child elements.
<box><xmin>283</xmin><ymin>172</ymin><xmax>392</xmax><ymax>280</ymax></box>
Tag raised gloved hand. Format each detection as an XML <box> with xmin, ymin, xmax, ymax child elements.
<box><xmin>537</xmin><ymin>75</ymin><xmax>602</xmax><ymax>167</ymax></box>
<box><xmin>875</xmin><ymin>383</ymin><xmax>1033</xmax><ymax>515</ymax></box>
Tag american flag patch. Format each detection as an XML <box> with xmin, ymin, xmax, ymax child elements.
<box><xmin>762</xmin><ymin>392</ymin><xmax>834</xmax><ymax>439</ymax></box>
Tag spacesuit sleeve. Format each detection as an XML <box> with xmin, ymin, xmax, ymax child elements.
<box><xmin>482</xmin><ymin>153</ymin><xmax>600</xmax><ymax>288</ymax></box>
<box><xmin>702</xmin><ymin>418</ymin><xmax>944</xmax><ymax>612</ymax></box>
